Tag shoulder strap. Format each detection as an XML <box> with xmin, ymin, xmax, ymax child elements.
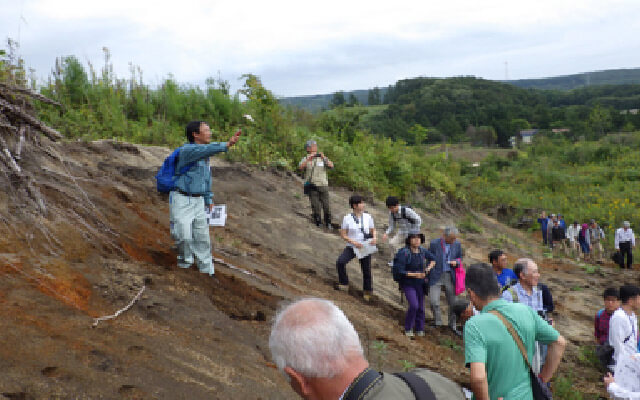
<box><xmin>597</xmin><ymin>308</ymin><xmax>605</xmax><ymax>319</ymax></box>
<box><xmin>507</xmin><ymin>287</ymin><xmax>519</xmax><ymax>303</ymax></box>
<box><xmin>304</xmin><ymin>156</ymin><xmax>317</xmax><ymax>184</ymax></box>
<box><xmin>343</xmin><ymin>368</ymin><xmax>382</xmax><ymax>400</ymax></box>
<box><xmin>488</xmin><ymin>310</ymin><xmax>533</xmax><ymax>371</ymax></box>
<box><xmin>393</xmin><ymin>372</ymin><xmax>436</xmax><ymax>400</ymax></box>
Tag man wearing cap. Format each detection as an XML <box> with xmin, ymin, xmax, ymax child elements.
<box><xmin>299</xmin><ymin>140</ymin><xmax>334</xmax><ymax>229</ymax></box>
<box><xmin>392</xmin><ymin>230</ymin><xmax>435</xmax><ymax>337</ymax></box>
<box><xmin>537</xmin><ymin>211</ymin><xmax>550</xmax><ymax>245</ymax></box>
<box><xmin>588</xmin><ymin>219</ymin><xmax>606</xmax><ymax>263</ymax></box>
<box><xmin>615</xmin><ymin>221</ymin><xmax>636</xmax><ymax>269</ymax></box>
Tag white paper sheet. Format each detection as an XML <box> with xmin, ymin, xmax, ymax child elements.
<box><xmin>353</xmin><ymin>239</ymin><xmax>378</xmax><ymax>259</ymax></box>
<box><xmin>614</xmin><ymin>353</ymin><xmax>640</xmax><ymax>392</ymax></box>
<box><xmin>206</xmin><ymin>204</ymin><xmax>227</xmax><ymax>227</ymax></box>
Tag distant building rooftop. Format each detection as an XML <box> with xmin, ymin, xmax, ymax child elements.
<box><xmin>519</xmin><ymin>129</ymin><xmax>539</xmax><ymax>137</ymax></box>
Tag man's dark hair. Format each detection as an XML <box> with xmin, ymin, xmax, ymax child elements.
<box><xmin>186</xmin><ymin>120</ymin><xmax>204</xmax><ymax>143</ymax></box>
<box><xmin>488</xmin><ymin>249</ymin><xmax>504</xmax><ymax>264</ymax></box>
<box><xmin>385</xmin><ymin>196</ymin><xmax>399</xmax><ymax>207</ymax></box>
<box><xmin>513</xmin><ymin>260</ymin><xmax>526</xmax><ymax>280</ymax></box>
<box><xmin>619</xmin><ymin>285</ymin><xmax>640</xmax><ymax>304</ymax></box>
<box><xmin>452</xmin><ymin>297</ymin><xmax>471</xmax><ymax>319</ymax></box>
<box><xmin>603</xmin><ymin>287</ymin><xmax>620</xmax><ymax>300</ymax></box>
<box><xmin>349</xmin><ymin>194</ymin><xmax>364</xmax><ymax>208</ymax></box>
<box><xmin>465</xmin><ymin>263</ymin><xmax>501</xmax><ymax>300</ymax></box>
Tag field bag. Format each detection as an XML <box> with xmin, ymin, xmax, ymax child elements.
<box><xmin>611</xmin><ymin>251</ymin><xmax>623</xmax><ymax>265</ymax></box>
<box><xmin>489</xmin><ymin>310</ymin><xmax>553</xmax><ymax>400</ymax></box>
<box><xmin>454</xmin><ymin>259</ymin><xmax>466</xmax><ymax>295</ymax></box>
<box><xmin>155</xmin><ymin>147</ymin><xmax>195</xmax><ymax>193</ymax></box>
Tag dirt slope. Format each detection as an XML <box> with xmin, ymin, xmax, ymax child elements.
<box><xmin>1</xmin><ymin>138</ymin><xmax>637</xmax><ymax>399</ymax></box>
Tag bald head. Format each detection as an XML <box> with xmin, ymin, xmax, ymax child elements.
<box><xmin>269</xmin><ymin>298</ymin><xmax>364</xmax><ymax>379</ymax></box>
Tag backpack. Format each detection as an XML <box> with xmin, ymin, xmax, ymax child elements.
<box><xmin>392</xmin><ymin>205</ymin><xmax>418</xmax><ymax>225</ymax></box>
<box><xmin>343</xmin><ymin>368</ymin><xmax>437</xmax><ymax>400</ymax></box>
<box><xmin>155</xmin><ymin>147</ymin><xmax>196</xmax><ymax>193</ymax></box>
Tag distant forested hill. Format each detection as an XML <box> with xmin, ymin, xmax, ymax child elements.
<box><xmin>280</xmin><ymin>68</ymin><xmax>640</xmax><ymax>111</ymax></box>
<box><xmin>506</xmin><ymin>68</ymin><xmax>640</xmax><ymax>90</ymax></box>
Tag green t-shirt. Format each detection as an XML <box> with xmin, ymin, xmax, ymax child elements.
<box><xmin>464</xmin><ymin>299</ymin><xmax>559</xmax><ymax>400</ymax></box>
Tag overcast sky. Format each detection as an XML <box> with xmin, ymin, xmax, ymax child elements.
<box><xmin>2</xmin><ymin>0</ymin><xmax>639</xmax><ymax>97</ymax></box>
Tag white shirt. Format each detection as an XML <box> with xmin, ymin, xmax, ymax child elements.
<box><xmin>609</xmin><ymin>308</ymin><xmax>639</xmax><ymax>364</ymax></box>
<box><xmin>616</xmin><ymin>228</ymin><xmax>636</xmax><ymax>249</ymax></box>
<box><xmin>341</xmin><ymin>212</ymin><xmax>374</xmax><ymax>247</ymax></box>
<box><xmin>566</xmin><ymin>224</ymin><xmax>580</xmax><ymax>241</ymax></box>
<box><xmin>608</xmin><ymin>382</ymin><xmax>640</xmax><ymax>400</ymax></box>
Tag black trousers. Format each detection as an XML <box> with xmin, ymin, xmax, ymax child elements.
<box><xmin>336</xmin><ymin>247</ymin><xmax>372</xmax><ymax>292</ymax></box>
<box><xmin>619</xmin><ymin>241</ymin><xmax>633</xmax><ymax>269</ymax></box>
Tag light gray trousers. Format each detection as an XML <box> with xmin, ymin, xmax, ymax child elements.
<box><xmin>169</xmin><ymin>191</ymin><xmax>214</xmax><ymax>275</ymax></box>
<box><xmin>429</xmin><ymin>271</ymin><xmax>456</xmax><ymax>328</ymax></box>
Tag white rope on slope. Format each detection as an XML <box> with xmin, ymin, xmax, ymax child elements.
<box><xmin>213</xmin><ymin>256</ymin><xmax>255</xmax><ymax>276</ymax></box>
<box><xmin>92</xmin><ymin>285</ymin><xmax>146</xmax><ymax>328</ymax></box>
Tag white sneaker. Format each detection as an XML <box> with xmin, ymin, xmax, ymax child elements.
<box><xmin>416</xmin><ymin>331</ymin><xmax>425</xmax><ymax>337</ymax></box>
<box><xmin>405</xmin><ymin>330</ymin><xmax>414</xmax><ymax>338</ymax></box>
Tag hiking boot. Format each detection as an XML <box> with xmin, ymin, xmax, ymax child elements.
<box><xmin>405</xmin><ymin>330</ymin><xmax>414</xmax><ymax>338</ymax></box>
<box><xmin>336</xmin><ymin>284</ymin><xmax>349</xmax><ymax>292</ymax></box>
<box><xmin>363</xmin><ymin>291</ymin><xmax>373</xmax><ymax>302</ymax></box>
<box><xmin>416</xmin><ymin>331</ymin><xmax>425</xmax><ymax>337</ymax></box>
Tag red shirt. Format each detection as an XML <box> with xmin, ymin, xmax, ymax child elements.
<box><xmin>595</xmin><ymin>308</ymin><xmax>613</xmax><ymax>345</ymax></box>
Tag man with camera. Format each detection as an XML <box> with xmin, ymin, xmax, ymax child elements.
<box><xmin>298</xmin><ymin>140</ymin><xmax>334</xmax><ymax>229</ymax></box>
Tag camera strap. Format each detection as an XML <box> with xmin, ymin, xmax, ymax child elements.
<box><xmin>352</xmin><ymin>213</ymin><xmax>367</xmax><ymax>236</ymax></box>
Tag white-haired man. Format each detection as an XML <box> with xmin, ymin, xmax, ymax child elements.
<box><xmin>615</xmin><ymin>221</ymin><xmax>635</xmax><ymax>269</ymax></box>
<box><xmin>428</xmin><ymin>226</ymin><xmax>464</xmax><ymax>334</ymax></box>
<box><xmin>269</xmin><ymin>298</ymin><xmax>465</xmax><ymax>400</ymax></box>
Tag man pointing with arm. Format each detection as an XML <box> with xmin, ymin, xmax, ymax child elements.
<box><xmin>170</xmin><ymin>120</ymin><xmax>241</xmax><ymax>276</ymax></box>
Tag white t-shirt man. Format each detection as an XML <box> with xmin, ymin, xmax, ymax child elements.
<box><xmin>609</xmin><ymin>308</ymin><xmax>639</xmax><ymax>364</ymax></box>
<box><xmin>341</xmin><ymin>212</ymin><xmax>375</xmax><ymax>248</ymax></box>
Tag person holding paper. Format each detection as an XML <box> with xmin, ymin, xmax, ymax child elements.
<box><xmin>336</xmin><ymin>195</ymin><xmax>376</xmax><ymax>301</ymax></box>
<box><xmin>604</xmin><ymin>353</ymin><xmax>640</xmax><ymax>399</ymax></box>
<box><xmin>169</xmin><ymin>121</ymin><xmax>241</xmax><ymax>276</ymax></box>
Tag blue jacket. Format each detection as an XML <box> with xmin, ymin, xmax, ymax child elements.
<box><xmin>537</xmin><ymin>217</ymin><xmax>549</xmax><ymax>232</ymax></box>
<box><xmin>427</xmin><ymin>238</ymin><xmax>463</xmax><ymax>287</ymax></box>
<box><xmin>393</xmin><ymin>246</ymin><xmax>435</xmax><ymax>287</ymax></box>
<box><xmin>174</xmin><ymin>142</ymin><xmax>228</xmax><ymax>206</ymax></box>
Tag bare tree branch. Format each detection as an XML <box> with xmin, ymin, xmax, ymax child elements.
<box><xmin>0</xmin><ymin>82</ymin><xmax>63</xmax><ymax>107</ymax></box>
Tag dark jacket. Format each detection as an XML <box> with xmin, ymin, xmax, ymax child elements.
<box><xmin>393</xmin><ymin>246</ymin><xmax>435</xmax><ymax>287</ymax></box>
<box><xmin>427</xmin><ymin>238</ymin><xmax>463</xmax><ymax>287</ymax></box>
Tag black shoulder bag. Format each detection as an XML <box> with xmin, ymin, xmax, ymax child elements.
<box><xmin>303</xmin><ymin>158</ymin><xmax>317</xmax><ymax>195</ymax></box>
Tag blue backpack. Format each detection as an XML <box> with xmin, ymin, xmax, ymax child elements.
<box><xmin>155</xmin><ymin>148</ymin><xmax>195</xmax><ymax>193</ymax></box>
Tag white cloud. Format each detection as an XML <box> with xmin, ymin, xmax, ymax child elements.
<box><xmin>1</xmin><ymin>0</ymin><xmax>639</xmax><ymax>95</ymax></box>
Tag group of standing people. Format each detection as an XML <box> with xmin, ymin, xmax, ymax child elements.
<box><xmin>537</xmin><ymin>211</ymin><xmax>636</xmax><ymax>269</ymax></box>
<box><xmin>161</xmin><ymin>129</ymin><xmax>635</xmax><ymax>399</ymax></box>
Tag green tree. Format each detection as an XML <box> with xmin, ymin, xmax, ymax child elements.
<box><xmin>330</xmin><ymin>91</ymin><xmax>346</xmax><ymax>108</ymax></box>
<box><xmin>408</xmin><ymin>124</ymin><xmax>428</xmax><ymax>145</ymax></box>
<box><xmin>347</xmin><ymin>93</ymin><xmax>359</xmax><ymax>107</ymax></box>
<box><xmin>588</xmin><ymin>104</ymin><xmax>612</xmax><ymax>137</ymax></box>
<box><xmin>368</xmin><ymin>87</ymin><xmax>381</xmax><ymax>105</ymax></box>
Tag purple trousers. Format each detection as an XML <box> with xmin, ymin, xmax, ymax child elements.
<box><xmin>403</xmin><ymin>284</ymin><xmax>425</xmax><ymax>332</ymax></box>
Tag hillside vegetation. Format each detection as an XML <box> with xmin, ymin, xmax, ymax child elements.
<box><xmin>4</xmin><ymin>45</ymin><xmax>640</xmax><ymax>235</ymax></box>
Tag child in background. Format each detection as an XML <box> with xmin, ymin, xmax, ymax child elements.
<box><xmin>595</xmin><ymin>287</ymin><xmax>620</xmax><ymax>345</ymax></box>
